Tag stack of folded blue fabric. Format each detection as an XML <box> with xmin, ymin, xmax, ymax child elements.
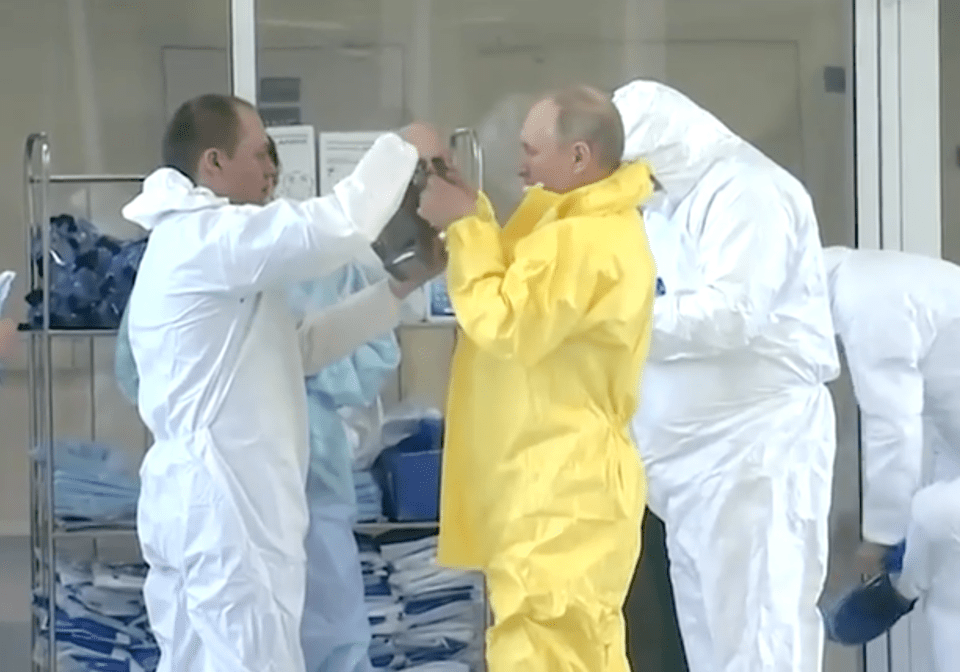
<box><xmin>26</xmin><ymin>214</ymin><xmax>147</xmax><ymax>329</ymax></box>
<box><xmin>358</xmin><ymin>535</ymin><xmax>405</xmax><ymax>669</ymax></box>
<box><xmin>31</xmin><ymin>439</ymin><xmax>140</xmax><ymax>530</ymax></box>
<box><xmin>354</xmin><ymin>470</ymin><xmax>385</xmax><ymax>522</ymax></box>
<box><xmin>34</xmin><ymin>557</ymin><xmax>159</xmax><ymax>672</ymax></box>
<box><xmin>378</xmin><ymin>536</ymin><xmax>484</xmax><ymax>671</ymax></box>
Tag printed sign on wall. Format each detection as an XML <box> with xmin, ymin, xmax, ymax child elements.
<box><xmin>318</xmin><ymin>132</ymin><xmax>384</xmax><ymax>196</ymax></box>
<box><xmin>267</xmin><ymin>125</ymin><xmax>318</xmax><ymax>201</ymax></box>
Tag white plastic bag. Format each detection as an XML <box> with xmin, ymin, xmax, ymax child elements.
<box><xmin>341</xmin><ymin>396</ymin><xmax>387</xmax><ymax>471</ymax></box>
<box><xmin>380</xmin><ymin>400</ymin><xmax>443</xmax><ymax>450</ymax></box>
<box><xmin>343</xmin><ymin>398</ymin><xmax>444</xmax><ymax>470</ymax></box>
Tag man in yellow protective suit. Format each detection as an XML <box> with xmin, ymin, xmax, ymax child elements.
<box><xmin>414</xmin><ymin>85</ymin><xmax>657</xmax><ymax>672</ymax></box>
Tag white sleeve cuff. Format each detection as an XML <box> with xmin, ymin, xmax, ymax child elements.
<box><xmin>332</xmin><ymin>133</ymin><xmax>419</xmax><ymax>242</ymax></box>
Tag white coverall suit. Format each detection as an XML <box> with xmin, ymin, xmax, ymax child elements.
<box><xmin>615</xmin><ymin>80</ymin><xmax>840</xmax><ymax>672</ymax></box>
<box><xmin>122</xmin><ymin>134</ymin><xmax>417</xmax><ymax>672</ymax></box>
<box><xmin>824</xmin><ymin>246</ymin><xmax>960</xmax><ymax>671</ymax></box>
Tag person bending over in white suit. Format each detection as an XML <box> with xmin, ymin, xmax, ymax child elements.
<box><xmin>123</xmin><ymin>93</ymin><xmax>436</xmax><ymax>672</ymax></box>
<box><xmin>615</xmin><ymin>80</ymin><xmax>840</xmax><ymax>672</ymax></box>
<box><xmin>821</xmin><ymin>246</ymin><xmax>960</xmax><ymax>671</ymax></box>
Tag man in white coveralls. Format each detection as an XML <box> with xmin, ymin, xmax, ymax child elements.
<box><xmin>122</xmin><ymin>93</ymin><xmax>438</xmax><ymax>672</ymax></box>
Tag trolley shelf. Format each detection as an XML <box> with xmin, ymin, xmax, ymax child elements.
<box><xmin>48</xmin><ymin>522</ymin><xmax>445</xmax><ymax>537</ymax></box>
<box><xmin>52</xmin><ymin>524</ymin><xmax>137</xmax><ymax>539</ymax></box>
<box><xmin>18</xmin><ymin>326</ymin><xmax>119</xmax><ymax>337</ymax></box>
<box><xmin>397</xmin><ymin>322</ymin><xmax>455</xmax><ymax>329</ymax></box>
<box><xmin>48</xmin><ymin>522</ymin><xmax>439</xmax><ymax>539</ymax></box>
<box><xmin>353</xmin><ymin>521</ymin><xmax>440</xmax><ymax>535</ymax></box>
<box><xmin>27</xmin><ymin>174</ymin><xmax>144</xmax><ymax>184</ymax></box>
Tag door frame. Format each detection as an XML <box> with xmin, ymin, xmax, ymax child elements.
<box><xmin>858</xmin><ymin>0</ymin><xmax>941</xmax><ymax>668</ymax></box>
<box><xmin>230</xmin><ymin>0</ymin><xmax>257</xmax><ymax>103</ymax></box>
<box><xmin>857</xmin><ymin>0</ymin><xmax>941</xmax><ymax>257</ymax></box>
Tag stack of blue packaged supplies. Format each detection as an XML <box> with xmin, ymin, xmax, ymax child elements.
<box><xmin>354</xmin><ymin>469</ymin><xmax>385</xmax><ymax>523</ymax></box>
<box><xmin>31</xmin><ymin>439</ymin><xmax>140</xmax><ymax>531</ymax></box>
<box><xmin>359</xmin><ymin>535</ymin><xmax>404</xmax><ymax>669</ymax></box>
<box><xmin>360</xmin><ymin>534</ymin><xmax>484</xmax><ymax>671</ymax></box>
<box><xmin>33</xmin><ymin>557</ymin><xmax>159</xmax><ymax>672</ymax></box>
<box><xmin>26</xmin><ymin>214</ymin><xmax>147</xmax><ymax>329</ymax></box>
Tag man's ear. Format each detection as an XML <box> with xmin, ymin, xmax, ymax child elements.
<box><xmin>571</xmin><ymin>140</ymin><xmax>592</xmax><ymax>173</ymax></box>
<box><xmin>199</xmin><ymin>148</ymin><xmax>223</xmax><ymax>175</ymax></box>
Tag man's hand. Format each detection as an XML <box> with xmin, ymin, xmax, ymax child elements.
<box><xmin>388</xmin><ymin>278</ymin><xmax>420</xmax><ymax>300</ymax></box>
<box><xmin>401</xmin><ymin>122</ymin><xmax>447</xmax><ymax>162</ymax></box>
<box><xmin>855</xmin><ymin>541</ymin><xmax>892</xmax><ymax>576</ymax></box>
<box><xmin>418</xmin><ymin>173</ymin><xmax>478</xmax><ymax>232</ymax></box>
<box><xmin>386</xmin><ymin>237</ymin><xmax>449</xmax><ymax>298</ymax></box>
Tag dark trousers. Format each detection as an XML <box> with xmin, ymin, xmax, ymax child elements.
<box><xmin>625</xmin><ymin>509</ymin><xmax>690</xmax><ymax>672</ymax></box>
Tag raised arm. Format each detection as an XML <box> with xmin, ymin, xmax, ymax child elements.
<box><xmin>299</xmin><ymin>265</ymin><xmax>401</xmax><ymax>408</ymax></box>
<box><xmin>175</xmin><ymin>134</ymin><xmax>419</xmax><ymax>294</ymax></box>
<box><xmin>297</xmin><ymin>280</ymin><xmax>405</xmax><ymax>378</ymax></box>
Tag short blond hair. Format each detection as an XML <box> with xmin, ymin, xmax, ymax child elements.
<box><xmin>549</xmin><ymin>85</ymin><xmax>625</xmax><ymax>171</ymax></box>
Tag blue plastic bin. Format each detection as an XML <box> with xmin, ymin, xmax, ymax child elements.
<box><xmin>373</xmin><ymin>418</ymin><xmax>443</xmax><ymax>522</ymax></box>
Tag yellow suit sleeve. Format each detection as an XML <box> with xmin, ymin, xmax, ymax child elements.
<box><xmin>445</xmin><ymin>208</ymin><xmax>600</xmax><ymax>366</ymax></box>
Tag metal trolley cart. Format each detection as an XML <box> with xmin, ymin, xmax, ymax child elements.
<box><xmin>23</xmin><ymin>132</ymin><xmax>148</xmax><ymax>672</ymax></box>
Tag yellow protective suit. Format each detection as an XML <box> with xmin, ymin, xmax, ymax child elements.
<box><xmin>436</xmin><ymin>161</ymin><xmax>656</xmax><ymax>672</ymax></box>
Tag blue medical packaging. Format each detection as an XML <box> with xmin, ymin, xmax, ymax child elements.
<box><xmin>373</xmin><ymin>418</ymin><xmax>443</xmax><ymax>522</ymax></box>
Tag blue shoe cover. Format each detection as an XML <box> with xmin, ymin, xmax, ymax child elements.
<box><xmin>823</xmin><ymin>572</ymin><xmax>916</xmax><ymax>645</ymax></box>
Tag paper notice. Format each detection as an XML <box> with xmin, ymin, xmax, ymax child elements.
<box><xmin>267</xmin><ymin>125</ymin><xmax>318</xmax><ymax>201</ymax></box>
<box><xmin>319</xmin><ymin>132</ymin><xmax>385</xmax><ymax>196</ymax></box>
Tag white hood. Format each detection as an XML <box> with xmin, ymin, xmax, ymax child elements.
<box><xmin>613</xmin><ymin>80</ymin><xmax>744</xmax><ymax>202</ymax></box>
<box><xmin>122</xmin><ymin>168</ymin><xmax>227</xmax><ymax>231</ymax></box>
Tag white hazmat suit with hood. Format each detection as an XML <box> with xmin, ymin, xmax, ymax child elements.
<box><xmin>614</xmin><ymin>80</ymin><xmax>840</xmax><ymax>672</ymax></box>
<box><xmin>122</xmin><ymin>133</ymin><xmax>418</xmax><ymax>672</ymax></box>
<box><xmin>824</xmin><ymin>246</ymin><xmax>960</xmax><ymax>671</ymax></box>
